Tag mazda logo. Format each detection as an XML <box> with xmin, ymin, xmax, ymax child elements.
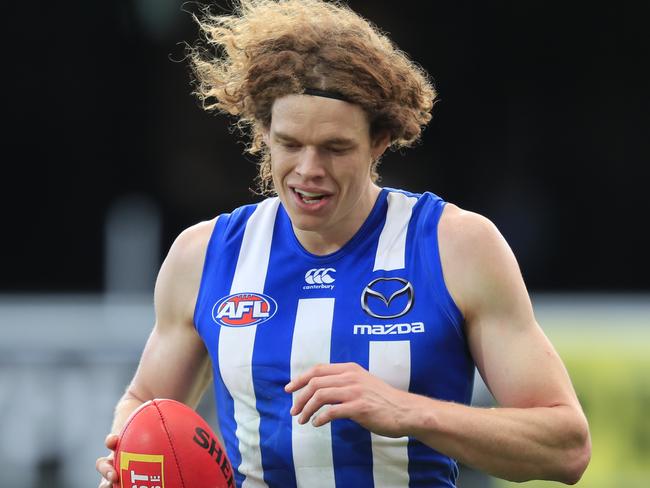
<box><xmin>361</xmin><ymin>277</ymin><xmax>414</xmax><ymax>319</ymax></box>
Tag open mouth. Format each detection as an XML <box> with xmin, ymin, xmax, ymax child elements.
<box><xmin>293</xmin><ymin>187</ymin><xmax>330</xmax><ymax>205</ymax></box>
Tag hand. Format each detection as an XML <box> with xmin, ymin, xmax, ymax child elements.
<box><xmin>285</xmin><ymin>362</ymin><xmax>412</xmax><ymax>438</ymax></box>
<box><xmin>96</xmin><ymin>433</ymin><xmax>119</xmax><ymax>488</ymax></box>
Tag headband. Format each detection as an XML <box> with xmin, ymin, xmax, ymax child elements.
<box><xmin>303</xmin><ymin>87</ymin><xmax>350</xmax><ymax>103</ymax></box>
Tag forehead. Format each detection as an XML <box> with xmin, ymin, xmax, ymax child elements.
<box><xmin>269</xmin><ymin>94</ymin><xmax>370</xmax><ymax>141</ymax></box>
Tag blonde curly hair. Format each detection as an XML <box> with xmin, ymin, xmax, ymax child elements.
<box><xmin>189</xmin><ymin>0</ymin><xmax>437</xmax><ymax>195</ymax></box>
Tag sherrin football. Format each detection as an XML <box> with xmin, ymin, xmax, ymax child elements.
<box><xmin>114</xmin><ymin>399</ymin><xmax>234</xmax><ymax>488</ymax></box>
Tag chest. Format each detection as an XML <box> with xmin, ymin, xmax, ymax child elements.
<box><xmin>200</xmin><ymin>250</ymin><xmax>464</xmax><ymax>395</ymax></box>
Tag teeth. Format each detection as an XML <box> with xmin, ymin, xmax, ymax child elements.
<box><xmin>295</xmin><ymin>188</ymin><xmax>324</xmax><ymax>198</ymax></box>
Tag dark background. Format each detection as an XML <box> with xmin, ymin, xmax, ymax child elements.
<box><xmin>4</xmin><ymin>0</ymin><xmax>649</xmax><ymax>293</ymax></box>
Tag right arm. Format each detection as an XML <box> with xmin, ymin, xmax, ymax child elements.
<box><xmin>96</xmin><ymin>219</ymin><xmax>216</xmax><ymax>487</ymax></box>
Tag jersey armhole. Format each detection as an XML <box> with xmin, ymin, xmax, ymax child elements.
<box><xmin>192</xmin><ymin>215</ymin><xmax>222</xmax><ymax>331</ymax></box>
<box><xmin>428</xmin><ymin>201</ymin><xmax>467</xmax><ymax>343</ymax></box>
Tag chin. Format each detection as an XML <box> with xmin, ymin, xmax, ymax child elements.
<box><xmin>288</xmin><ymin>213</ymin><xmax>327</xmax><ymax>232</ymax></box>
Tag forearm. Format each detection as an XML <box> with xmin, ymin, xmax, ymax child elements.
<box><xmin>110</xmin><ymin>390</ymin><xmax>147</xmax><ymax>435</ymax></box>
<box><xmin>403</xmin><ymin>395</ymin><xmax>590</xmax><ymax>484</ymax></box>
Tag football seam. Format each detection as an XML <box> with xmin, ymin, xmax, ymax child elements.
<box><xmin>154</xmin><ymin>400</ymin><xmax>188</xmax><ymax>488</ymax></box>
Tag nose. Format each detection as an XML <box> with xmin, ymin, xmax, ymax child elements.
<box><xmin>294</xmin><ymin>146</ymin><xmax>327</xmax><ymax>179</ymax></box>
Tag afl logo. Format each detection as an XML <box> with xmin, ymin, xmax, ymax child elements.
<box><xmin>212</xmin><ymin>293</ymin><xmax>278</xmax><ymax>327</ymax></box>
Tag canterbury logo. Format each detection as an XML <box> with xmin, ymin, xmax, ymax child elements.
<box><xmin>305</xmin><ymin>268</ymin><xmax>336</xmax><ymax>285</ymax></box>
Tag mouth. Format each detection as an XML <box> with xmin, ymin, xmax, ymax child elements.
<box><xmin>289</xmin><ymin>186</ymin><xmax>333</xmax><ymax>210</ymax></box>
<box><xmin>292</xmin><ymin>187</ymin><xmax>330</xmax><ymax>204</ymax></box>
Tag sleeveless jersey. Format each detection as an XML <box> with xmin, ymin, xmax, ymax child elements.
<box><xmin>194</xmin><ymin>188</ymin><xmax>475</xmax><ymax>488</ymax></box>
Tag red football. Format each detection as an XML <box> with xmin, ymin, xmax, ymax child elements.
<box><xmin>114</xmin><ymin>399</ymin><xmax>234</xmax><ymax>488</ymax></box>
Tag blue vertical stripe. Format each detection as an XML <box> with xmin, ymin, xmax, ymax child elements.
<box><xmin>252</xmin><ymin>213</ymin><xmax>300</xmax><ymax>487</ymax></box>
<box><xmin>329</xmin><ymin>263</ymin><xmax>375</xmax><ymax>488</ymax></box>
<box><xmin>194</xmin><ymin>205</ymin><xmax>258</xmax><ymax>486</ymax></box>
<box><xmin>215</xmin><ymin>373</ymin><xmax>244</xmax><ymax>487</ymax></box>
<box><xmin>193</xmin><ymin>190</ymin><xmax>475</xmax><ymax>487</ymax></box>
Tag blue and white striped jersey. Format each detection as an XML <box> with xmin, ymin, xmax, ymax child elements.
<box><xmin>194</xmin><ymin>188</ymin><xmax>475</xmax><ymax>487</ymax></box>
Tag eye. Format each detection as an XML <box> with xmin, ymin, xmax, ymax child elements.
<box><xmin>328</xmin><ymin>146</ymin><xmax>351</xmax><ymax>155</ymax></box>
<box><xmin>282</xmin><ymin>142</ymin><xmax>301</xmax><ymax>151</ymax></box>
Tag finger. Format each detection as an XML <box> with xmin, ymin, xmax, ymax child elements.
<box><xmin>311</xmin><ymin>403</ymin><xmax>353</xmax><ymax>427</ymax></box>
<box><xmin>285</xmin><ymin>362</ymin><xmax>359</xmax><ymax>392</ymax></box>
<box><xmin>98</xmin><ymin>434</ymin><xmax>119</xmax><ymax>483</ymax></box>
<box><xmin>297</xmin><ymin>386</ymin><xmax>356</xmax><ymax>425</ymax></box>
<box><xmin>99</xmin><ymin>473</ymin><xmax>117</xmax><ymax>488</ymax></box>
<box><xmin>105</xmin><ymin>433</ymin><xmax>119</xmax><ymax>450</ymax></box>
<box><xmin>96</xmin><ymin>456</ymin><xmax>116</xmax><ymax>483</ymax></box>
<box><xmin>98</xmin><ymin>477</ymin><xmax>113</xmax><ymax>488</ymax></box>
<box><xmin>290</xmin><ymin>374</ymin><xmax>351</xmax><ymax>415</ymax></box>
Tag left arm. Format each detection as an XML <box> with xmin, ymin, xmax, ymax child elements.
<box><xmin>286</xmin><ymin>206</ymin><xmax>591</xmax><ymax>484</ymax></box>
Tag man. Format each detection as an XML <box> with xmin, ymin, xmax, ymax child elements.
<box><xmin>97</xmin><ymin>1</ymin><xmax>591</xmax><ymax>486</ymax></box>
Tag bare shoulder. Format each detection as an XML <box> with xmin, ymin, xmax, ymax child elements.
<box><xmin>437</xmin><ymin>204</ymin><xmax>529</xmax><ymax>323</ymax></box>
<box><xmin>155</xmin><ymin>218</ymin><xmax>218</xmax><ymax>325</ymax></box>
<box><xmin>128</xmin><ymin>219</ymin><xmax>218</xmax><ymax>407</ymax></box>
<box><xmin>165</xmin><ymin>219</ymin><xmax>217</xmax><ymax>273</ymax></box>
<box><xmin>437</xmin><ymin>203</ymin><xmax>505</xmax><ymax>250</ymax></box>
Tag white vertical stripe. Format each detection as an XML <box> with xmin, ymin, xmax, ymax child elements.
<box><xmin>230</xmin><ymin>199</ymin><xmax>280</xmax><ymax>294</ymax></box>
<box><xmin>373</xmin><ymin>192</ymin><xmax>417</xmax><ymax>271</ymax></box>
<box><xmin>218</xmin><ymin>198</ymin><xmax>279</xmax><ymax>488</ymax></box>
<box><xmin>369</xmin><ymin>340</ymin><xmax>411</xmax><ymax>488</ymax></box>
<box><xmin>291</xmin><ymin>298</ymin><xmax>336</xmax><ymax>488</ymax></box>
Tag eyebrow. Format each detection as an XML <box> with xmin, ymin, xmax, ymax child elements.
<box><xmin>273</xmin><ymin>131</ymin><xmax>357</xmax><ymax>147</ymax></box>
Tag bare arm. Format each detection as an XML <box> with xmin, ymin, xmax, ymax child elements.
<box><xmin>406</xmin><ymin>205</ymin><xmax>591</xmax><ymax>483</ymax></box>
<box><xmin>287</xmin><ymin>205</ymin><xmax>590</xmax><ymax>484</ymax></box>
<box><xmin>97</xmin><ymin>219</ymin><xmax>216</xmax><ymax>486</ymax></box>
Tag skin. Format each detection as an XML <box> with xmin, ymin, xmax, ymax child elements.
<box><xmin>286</xmin><ymin>205</ymin><xmax>592</xmax><ymax>483</ymax></box>
<box><xmin>95</xmin><ymin>220</ymin><xmax>216</xmax><ymax>487</ymax></box>
<box><xmin>264</xmin><ymin>94</ymin><xmax>389</xmax><ymax>255</ymax></box>
<box><xmin>96</xmin><ymin>94</ymin><xmax>590</xmax><ymax>486</ymax></box>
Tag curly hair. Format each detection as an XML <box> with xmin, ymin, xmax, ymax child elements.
<box><xmin>189</xmin><ymin>0</ymin><xmax>437</xmax><ymax>195</ymax></box>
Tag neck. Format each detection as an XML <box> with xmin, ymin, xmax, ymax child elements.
<box><xmin>293</xmin><ymin>184</ymin><xmax>381</xmax><ymax>255</ymax></box>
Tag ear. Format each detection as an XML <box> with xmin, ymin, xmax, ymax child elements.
<box><xmin>371</xmin><ymin>131</ymin><xmax>391</xmax><ymax>160</ymax></box>
<box><xmin>262</xmin><ymin>128</ymin><xmax>270</xmax><ymax>146</ymax></box>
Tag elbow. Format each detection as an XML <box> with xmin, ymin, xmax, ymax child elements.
<box><xmin>563</xmin><ymin>442</ymin><xmax>591</xmax><ymax>485</ymax></box>
<box><xmin>559</xmin><ymin>416</ymin><xmax>592</xmax><ymax>485</ymax></box>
